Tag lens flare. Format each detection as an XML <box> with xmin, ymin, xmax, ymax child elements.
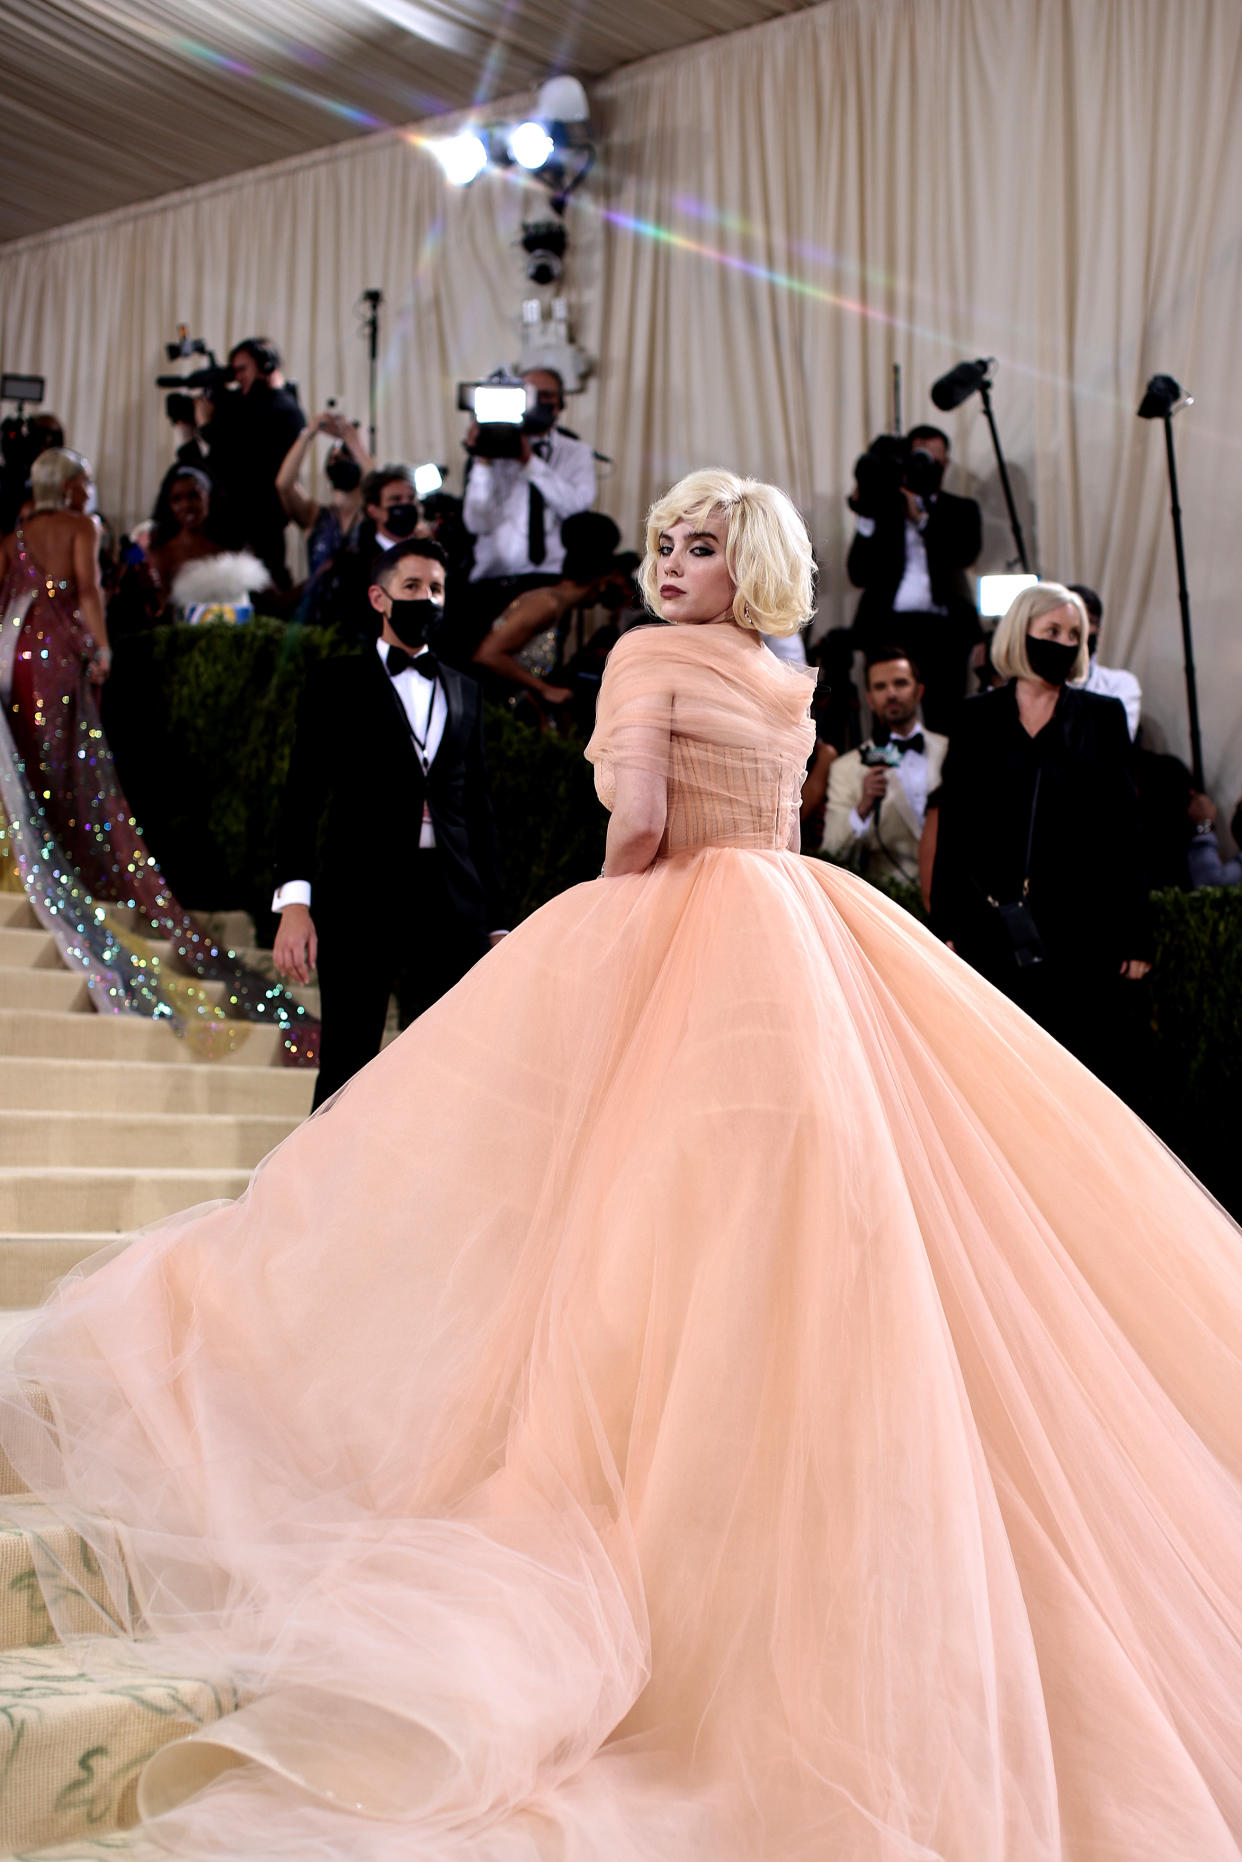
<box><xmin>509</xmin><ymin>121</ymin><xmax>554</xmax><ymax>170</ymax></box>
<box><xmin>433</xmin><ymin>132</ymin><xmax>488</xmax><ymax>187</ymax></box>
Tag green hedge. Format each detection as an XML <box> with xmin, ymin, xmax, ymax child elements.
<box><xmin>103</xmin><ymin>619</ymin><xmax>604</xmax><ymax>929</ymax></box>
<box><xmin>103</xmin><ymin>621</ymin><xmax>1240</xmax><ymax>1215</ymax></box>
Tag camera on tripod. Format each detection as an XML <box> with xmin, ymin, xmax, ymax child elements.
<box><xmin>457</xmin><ymin>369</ymin><xmax>558</xmax><ymax>462</ymax></box>
<box><xmin>849</xmin><ymin>432</ymin><xmax>944</xmax><ymax>520</ymax></box>
<box><xmin>154</xmin><ymin>328</ymin><xmax>233</xmax><ymax>424</ymax></box>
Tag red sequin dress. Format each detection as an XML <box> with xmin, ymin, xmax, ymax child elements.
<box><xmin>0</xmin><ymin>524</ymin><xmax>317</xmax><ymax>1062</ymax></box>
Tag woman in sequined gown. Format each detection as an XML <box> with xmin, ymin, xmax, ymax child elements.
<box><xmin>4</xmin><ymin>469</ymin><xmax>1242</xmax><ymax>1860</ymax></box>
<box><xmin>0</xmin><ymin>447</ymin><xmax>317</xmax><ymax>1061</ymax></box>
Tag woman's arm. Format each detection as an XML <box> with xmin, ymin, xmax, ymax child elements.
<box><xmin>800</xmin><ymin>739</ymin><xmax>836</xmax><ymax>820</ymax></box>
<box><xmin>70</xmin><ymin>516</ymin><xmax>109</xmax><ymax>678</ymax></box>
<box><xmin>337</xmin><ymin>418</ymin><xmax>374</xmax><ymax>473</ymax></box>
<box><xmin>602</xmin><ymin>760</ymin><xmax>667</xmax><ymax>876</ymax></box>
<box><xmin>275</xmin><ymin>428</ymin><xmax>320</xmax><ymax>530</ymax></box>
<box><xmin>473</xmin><ymin>588</ymin><xmax>572</xmax><ymax>702</ymax></box>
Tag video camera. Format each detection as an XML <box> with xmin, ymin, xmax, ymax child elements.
<box><xmin>457</xmin><ymin>370</ymin><xmax>557</xmax><ymax>462</ymax></box>
<box><xmin>154</xmin><ymin>328</ymin><xmax>233</xmax><ymax>425</ymax></box>
<box><xmin>849</xmin><ymin>432</ymin><xmax>944</xmax><ymax>520</ymax></box>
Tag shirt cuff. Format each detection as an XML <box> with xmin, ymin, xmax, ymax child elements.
<box><xmin>847</xmin><ymin>807</ymin><xmax>869</xmax><ymax>839</ymax></box>
<box><xmin>854</xmin><ymin>516</ymin><xmax>876</xmax><ymax>538</ymax></box>
<box><xmin>273</xmin><ymin>880</ymin><xmax>312</xmax><ymax>912</ymax></box>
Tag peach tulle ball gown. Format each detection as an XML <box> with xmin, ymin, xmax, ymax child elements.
<box><xmin>4</xmin><ymin>618</ymin><xmax>1242</xmax><ymax>1860</ymax></box>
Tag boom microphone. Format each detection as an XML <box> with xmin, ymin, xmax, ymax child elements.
<box><xmin>930</xmin><ymin>358</ymin><xmax>994</xmax><ymax>412</ymax></box>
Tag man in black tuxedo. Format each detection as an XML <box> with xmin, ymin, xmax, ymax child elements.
<box><xmin>273</xmin><ymin>538</ymin><xmax>506</xmax><ymax>1108</ymax></box>
<box><xmin>846</xmin><ymin>425</ymin><xmax>982</xmax><ymax>734</ymax></box>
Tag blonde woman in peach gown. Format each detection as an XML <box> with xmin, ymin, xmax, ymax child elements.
<box><xmin>4</xmin><ymin>469</ymin><xmax>1242</xmax><ymax>1860</ymax></box>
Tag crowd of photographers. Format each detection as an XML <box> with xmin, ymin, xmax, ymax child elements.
<box><xmin>2</xmin><ymin>350</ymin><xmax>1242</xmax><ymax>1072</ymax></box>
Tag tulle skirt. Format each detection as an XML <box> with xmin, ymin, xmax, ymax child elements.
<box><xmin>4</xmin><ymin>848</ymin><xmax>1242</xmax><ymax>1859</ymax></box>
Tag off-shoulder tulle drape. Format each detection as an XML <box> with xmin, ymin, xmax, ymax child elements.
<box><xmin>3</xmin><ymin>625</ymin><xmax>1242</xmax><ymax>1858</ymax></box>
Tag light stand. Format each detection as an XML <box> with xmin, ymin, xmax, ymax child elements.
<box><xmin>1138</xmin><ymin>374</ymin><xmax>1202</xmax><ymax>788</ymax></box>
<box><xmin>930</xmin><ymin>357</ymin><xmax>1031</xmax><ymax>572</ymax></box>
<box><xmin>361</xmin><ymin>289</ymin><xmax>382</xmax><ymax>456</ymax></box>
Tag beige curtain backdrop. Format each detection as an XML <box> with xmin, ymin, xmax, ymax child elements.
<box><xmin>2</xmin><ymin>0</ymin><xmax>1240</xmax><ymax>803</ymax></box>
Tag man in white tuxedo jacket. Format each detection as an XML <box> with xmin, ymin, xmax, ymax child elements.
<box><xmin>822</xmin><ymin>648</ymin><xmax>948</xmax><ymax>886</ymax></box>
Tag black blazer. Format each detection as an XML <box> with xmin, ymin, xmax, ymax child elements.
<box><xmin>275</xmin><ymin>652</ymin><xmax>505</xmax><ymax>936</ymax></box>
<box><xmin>930</xmin><ymin>682</ymin><xmax>1151</xmax><ymax>971</ymax></box>
<box><xmin>847</xmin><ymin>490</ymin><xmax>982</xmax><ymax>638</ymax></box>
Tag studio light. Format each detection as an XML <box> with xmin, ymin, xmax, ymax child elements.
<box><xmin>509</xmin><ymin>121</ymin><xmax>555</xmax><ymax>170</ymax></box>
<box><xmin>413</xmin><ymin>462</ymin><xmax>444</xmax><ymax>498</ymax></box>
<box><xmin>1137</xmin><ymin>372</ymin><xmax>1203</xmax><ymax>787</ymax></box>
<box><xmin>536</xmin><ymin>76</ymin><xmax>589</xmax><ymax>124</ymax></box>
<box><xmin>1137</xmin><ymin>373</ymin><xmax>1193</xmax><ymax>420</ymax></box>
<box><xmin>978</xmin><ymin>574</ymin><xmax>1039</xmax><ymax>618</ymax></box>
<box><xmin>433</xmin><ymin>131</ymin><xmax>488</xmax><ymax>187</ymax></box>
<box><xmin>930</xmin><ymin>357</ymin><xmax>993</xmax><ymax>413</ymax></box>
<box><xmin>928</xmin><ymin>355</ymin><xmax>1030</xmax><ymax>573</ymax></box>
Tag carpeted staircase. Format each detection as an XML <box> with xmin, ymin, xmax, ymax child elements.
<box><xmin>0</xmin><ymin>890</ymin><xmax>317</xmax><ymax>1856</ymax></box>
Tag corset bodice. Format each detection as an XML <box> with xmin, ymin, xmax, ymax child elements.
<box><xmin>657</xmin><ymin>734</ymin><xmax>802</xmax><ymax>856</ymax></box>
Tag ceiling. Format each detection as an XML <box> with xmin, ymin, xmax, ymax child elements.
<box><xmin>2</xmin><ymin>0</ymin><xmax>819</xmax><ymax>246</ymax></box>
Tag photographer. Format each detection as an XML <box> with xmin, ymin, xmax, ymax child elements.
<box><xmin>847</xmin><ymin>424</ymin><xmax>982</xmax><ymax>732</ymax></box>
<box><xmin>930</xmin><ymin>583</ymin><xmax>1150</xmax><ymax>1092</ymax></box>
<box><xmin>175</xmin><ymin>336</ymin><xmax>305</xmax><ymax>589</ymax></box>
<box><xmin>275</xmin><ymin>409</ymin><xmax>374</xmax><ymax>576</ymax></box>
<box><xmin>1067</xmin><ymin>583</ymin><xmax>1142</xmax><ymax>739</ymax></box>
<box><xmin>822</xmin><ymin>649</ymin><xmax>947</xmax><ymax>883</ymax></box>
<box><xmin>461</xmin><ymin>367</ymin><xmax>596</xmax><ymax>650</ymax></box>
<box><xmin>299</xmin><ymin>464</ymin><xmax>422</xmax><ymax>637</ymax></box>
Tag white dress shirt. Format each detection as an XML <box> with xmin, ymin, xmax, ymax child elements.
<box><xmin>1079</xmin><ymin>657</ymin><xmax>1142</xmax><ymax>739</ymax></box>
<box><xmin>764</xmin><ymin>630</ymin><xmax>809</xmax><ymax>665</ymax></box>
<box><xmin>853</xmin><ymin>513</ymin><xmax>947</xmax><ymax>614</ymax></box>
<box><xmin>463</xmin><ymin>429</ymin><xmax>597</xmax><ymax>581</ymax></box>
<box><xmin>272</xmin><ymin>639</ymin><xmax>446</xmax><ymax>913</ymax></box>
<box><xmin>847</xmin><ymin>728</ymin><xmax>930</xmax><ymax>841</ymax></box>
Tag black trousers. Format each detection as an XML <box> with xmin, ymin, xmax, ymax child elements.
<box><xmin>311</xmin><ymin>855</ymin><xmax>489</xmax><ymax>1110</ymax></box>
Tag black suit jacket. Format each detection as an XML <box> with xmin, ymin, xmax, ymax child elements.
<box><xmin>275</xmin><ymin>652</ymin><xmax>505</xmax><ymax>938</ymax></box>
<box><xmin>847</xmin><ymin>490</ymin><xmax>982</xmax><ymax>640</ymax></box>
<box><xmin>930</xmin><ymin>682</ymin><xmax>1150</xmax><ymax>971</ymax></box>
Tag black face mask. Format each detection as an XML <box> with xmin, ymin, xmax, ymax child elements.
<box><xmin>381</xmin><ymin>501</ymin><xmax>420</xmax><ymax>539</ymax></box>
<box><xmin>386</xmin><ymin>597</ymin><xmax>440</xmax><ymax>649</ymax></box>
<box><xmin>1025</xmin><ymin>634</ymin><xmax>1080</xmax><ymax>686</ymax></box>
<box><xmin>326</xmin><ymin>454</ymin><xmax>362</xmax><ymax>492</ymax></box>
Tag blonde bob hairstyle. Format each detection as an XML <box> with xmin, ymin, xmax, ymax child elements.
<box><xmin>638</xmin><ymin>468</ymin><xmax>816</xmax><ymax>638</ymax></box>
<box><xmin>991</xmin><ymin>580</ymin><xmax>1091</xmax><ymax>685</ymax></box>
<box><xmin>30</xmin><ymin>448</ymin><xmax>91</xmax><ymax>514</ymax></box>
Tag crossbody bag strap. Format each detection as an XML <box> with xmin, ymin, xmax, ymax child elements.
<box><xmin>981</xmin><ymin>766</ymin><xmax>1041</xmax><ymax>910</ymax></box>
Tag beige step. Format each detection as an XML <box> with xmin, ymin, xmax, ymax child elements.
<box><xmin>0</xmin><ymin>1009</ymin><xmax>288</xmax><ymax>1066</ymax></box>
<box><xmin>0</xmin><ymin>1500</ymin><xmax>117</xmax><ymax>1652</ymax></box>
<box><xmin>0</xmin><ymin>1168</ymin><xmax>251</xmax><ymax>1235</ymax></box>
<box><xmin>0</xmin><ymin>1638</ymin><xmax>240</xmax><ymax>1851</ymax></box>
<box><xmin>0</xmin><ymin>1109</ymin><xmax>298</xmax><ymax>1171</ymax></box>
<box><xmin>0</xmin><ymin>926</ymin><xmax>64</xmax><ymax>968</ymax></box>
<box><xmin>0</xmin><ymin>895</ymin><xmax>38</xmax><ymax>930</ymax></box>
<box><xmin>4</xmin><ymin>1830</ymin><xmax>164</xmax><ymax>1859</ymax></box>
<box><xmin>0</xmin><ymin>1237</ymin><xmax>118</xmax><ymax>1308</ymax></box>
<box><xmin>0</xmin><ymin>1324</ymin><xmax>55</xmax><ymax>1492</ymax></box>
<box><xmin>0</xmin><ymin>1056</ymin><xmax>313</xmax><ymax>1117</ymax></box>
<box><xmin>0</xmin><ymin>968</ymin><xmax>91</xmax><ymax>1014</ymax></box>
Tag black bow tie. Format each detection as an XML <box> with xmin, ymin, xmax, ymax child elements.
<box><xmin>887</xmin><ymin>732</ymin><xmax>924</xmax><ymax>756</ymax></box>
<box><xmin>386</xmin><ymin>646</ymin><xmax>437</xmax><ymax>679</ymax></box>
